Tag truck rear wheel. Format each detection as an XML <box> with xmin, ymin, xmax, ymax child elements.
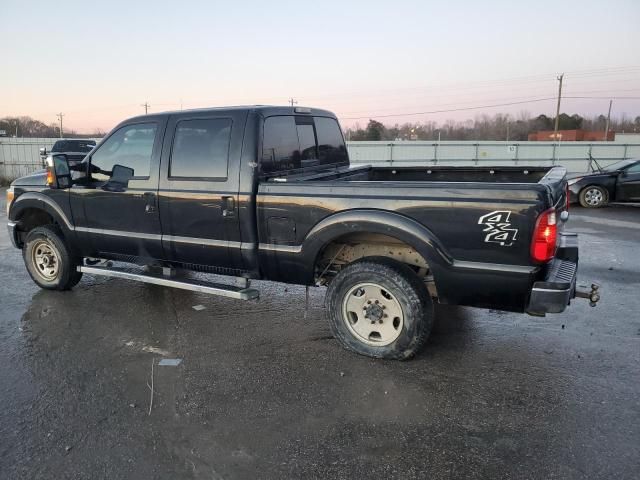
<box><xmin>23</xmin><ymin>225</ymin><xmax>82</xmax><ymax>290</ymax></box>
<box><xmin>325</xmin><ymin>257</ymin><xmax>433</xmax><ymax>360</ymax></box>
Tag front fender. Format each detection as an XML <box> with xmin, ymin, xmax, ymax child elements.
<box><xmin>9</xmin><ymin>192</ymin><xmax>74</xmax><ymax>230</ymax></box>
<box><xmin>9</xmin><ymin>192</ymin><xmax>76</xmax><ymax>249</ymax></box>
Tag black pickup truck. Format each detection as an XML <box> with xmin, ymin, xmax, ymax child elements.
<box><xmin>6</xmin><ymin>106</ymin><xmax>598</xmax><ymax>360</ymax></box>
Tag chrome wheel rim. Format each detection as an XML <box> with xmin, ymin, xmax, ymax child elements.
<box><xmin>31</xmin><ymin>239</ymin><xmax>60</xmax><ymax>281</ymax></box>
<box><xmin>342</xmin><ymin>282</ymin><xmax>404</xmax><ymax>346</ymax></box>
<box><xmin>585</xmin><ymin>188</ymin><xmax>603</xmax><ymax>206</ymax></box>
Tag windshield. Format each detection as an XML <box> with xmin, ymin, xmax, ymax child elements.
<box><xmin>51</xmin><ymin>140</ymin><xmax>96</xmax><ymax>153</ymax></box>
<box><xmin>602</xmin><ymin>159</ymin><xmax>636</xmax><ymax>172</ymax></box>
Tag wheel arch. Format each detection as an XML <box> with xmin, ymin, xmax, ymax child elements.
<box><xmin>302</xmin><ymin>209</ymin><xmax>452</xmax><ymax>287</ymax></box>
<box><xmin>9</xmin><ymin>192</ymin><xmax>75</xmax><ymax>246</ymax></box>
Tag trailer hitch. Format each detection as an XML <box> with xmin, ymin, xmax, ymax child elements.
<box><xmin>575</xmin><ymin>283</ymin><xmax>600</xmax><ymax>307</ymax></box>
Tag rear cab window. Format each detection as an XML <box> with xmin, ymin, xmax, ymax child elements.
<box><xmin>261</xmin><ymin>115</ymin><xmax>347</xmax><ymax>175</ymax></box>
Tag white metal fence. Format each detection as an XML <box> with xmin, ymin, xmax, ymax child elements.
<box><xmin>347</xmin><ymin>141</ymin><xmax>640</xmax><ymax>173</ymax></box>
<box><xmin>0</xmin><ymin>138</ymin><xmax>101</xmax><ymax>181</ymax></box>
<box><xmin>2</xmin><ymin>137</ymin><xmax>640</xmax><ymax>181</ymax></box>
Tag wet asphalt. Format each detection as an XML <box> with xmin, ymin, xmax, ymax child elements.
<box><xmin>0</xmin><ymin>188</ymin><xmax>638</xmax><ymax>480</ymax></box>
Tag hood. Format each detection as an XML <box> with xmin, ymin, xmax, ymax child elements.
<box><xmin>11</xmin><ymin>169</ymin><xmax>48</xmax><ymax>186</ymax></box>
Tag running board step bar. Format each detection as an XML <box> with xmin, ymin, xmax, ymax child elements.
<box><xmin>77</xmin><ymin>265</ymin><xmax>259</xmax><ymax>300</ymax></box>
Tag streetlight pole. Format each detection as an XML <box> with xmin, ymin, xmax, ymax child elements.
<box><xmin>553</xmin><ymin>73</ymin><xmax>564</xmax><ymax>138</ymax></box>
<box><xmin>604</xmin><ymin>99</ymin><xmax>613</xmax><ymax>141</ymax></box>
<box><xmin>56</xmin><ymin>113</ymin><xmax>65</xmax><ymax>138</ymax></box>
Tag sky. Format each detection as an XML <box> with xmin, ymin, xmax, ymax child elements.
<box><xmin>1</xmin><ymin>0</ymin><xmax>639</xmax><ymax>133</ymax></box>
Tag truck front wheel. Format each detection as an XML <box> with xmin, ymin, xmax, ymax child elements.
<box><xmin>325</xmin><ymin>257</ymin><xmax>433</xmax><ymax>360</ymax></box>
<box><xmin>23</xmin><ymin>225</ymin><xmax>82</xmax><ymax>290</ymax></box>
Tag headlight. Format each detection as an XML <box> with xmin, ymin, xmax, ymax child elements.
<box><xmin>567</xmin><ymin>177</ymin><xmax>583</xmax><ymax>186</ymax></box>
<box><xmin>6</xmin><ymin>187</ymin><xmax>14</xmax><ymax>216</ymax></box>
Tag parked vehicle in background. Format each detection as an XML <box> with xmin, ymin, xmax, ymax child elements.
<box><xmin>7</xmin><ymin>106</ymin><xmax>599</xmax><ymax>360</ymax></box>
<box><xmin>39</xmin><ymin>139</ymin><xmax>97</xmax><ymax>166</ymax></box>
<box><xmin>568</xmin><ymin>158</ymin><xmax>640</xmax><ymax>208</ymax></box>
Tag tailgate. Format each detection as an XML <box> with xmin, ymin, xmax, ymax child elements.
<box><xmin>539</xmin><ymin>167</ymin><xmax>569</xmax><ymax>211</ymax></box>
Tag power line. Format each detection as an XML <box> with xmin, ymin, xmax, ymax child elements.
<box><xmin>339</xmin><ymin>95</ymin><xmax>640</xmax><ymax>121</ymax></box>
<box><xmin>340</xmin><ymin>98</ymin><xmax>557</xmax><ymax>120</ymax></box>
<box><xmin>564</xmin><ymin>96</ymin><xmax>640</xmax><ymax>100</ymax></box>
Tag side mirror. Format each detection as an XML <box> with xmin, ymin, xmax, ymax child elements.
<box><xmin>102</xmin><ymin>164</ymin><xmax>134</xmax><ymax>191</ymax></box>
<box><xmin>46</xmin><ymin>154</ymin><xmax>72</xmax><ymax>189</ymax></box>
<box><xmin>111</xmin><ymin>164</ymin><xmax>134</xmax><ymax>183</ymax></box>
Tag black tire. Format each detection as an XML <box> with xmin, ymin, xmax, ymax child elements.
<box><xmin>325</xmin><ymin>257</ymin><xmax>433</xmax><ymax>360</ymax></box>
<box><xmin>579</xmin><ymin>185</ymin><xmax>608</xmax><ymax>208</ymax></box>
<box><xmin>22</xmin><ymin>225</ymin><xmax>83</xmax><ymax>290</ymax></box>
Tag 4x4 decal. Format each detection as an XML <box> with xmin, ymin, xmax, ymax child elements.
<box><xmin>478</xmin><ymin>211</ymin><xmax>518</xmax><ymax>246</ymax></box>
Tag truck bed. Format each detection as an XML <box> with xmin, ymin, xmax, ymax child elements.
<box><xmin>257</xmin><ymin>164</ymin><xmax>568</xmax><ymax>311</ymax></box>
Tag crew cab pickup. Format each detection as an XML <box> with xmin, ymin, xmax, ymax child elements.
<box><xmin>6</xmin><ymin>106</ymin><xmax>598</xmax><ymax>360</ymax></box>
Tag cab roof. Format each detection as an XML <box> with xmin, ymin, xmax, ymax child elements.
<box><xmin>122</xmin><ymin>105</ymin><xmax>338</xmax><ymax>126</ymax></box>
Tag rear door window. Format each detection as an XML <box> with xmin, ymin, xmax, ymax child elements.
<box><xmin>170</xmin><ymin>118</ymin><xmax>232</xmax><ymax>179</ymax></box>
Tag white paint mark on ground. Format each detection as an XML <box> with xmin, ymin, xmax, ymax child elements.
<box><xmin>158</xmin><ymin>358</ymin><xmax>182</xmax><ymax>366</ymax></box>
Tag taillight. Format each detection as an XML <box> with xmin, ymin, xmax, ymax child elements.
<box><xmin>531</xmin><ymin>208</ymin><xmax>557</xmax><ymax>263</ymax></box>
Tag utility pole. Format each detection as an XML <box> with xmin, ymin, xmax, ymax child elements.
<box><xmin>141</xmin><ymin>102</ymin><xmax>150</xmax><ymax>114</ymax></box>
<box><xmin>288</xmin><ymin>97</ymin><xmax>297</xmax><ymax>107</ymax></box>
<box><xmin>56</xmin><ymin>113</ymin><xmax>65</xmax><ymax>138</ymax></box>
<box><xmin>604</xmin><ymin>99</ymin><xmax>613</xmax><ymax>141</ymax></box>
<box><xmin>553</xmin><ymin>73</ymin><xmax>564</xmax><ymax>139</ymax></box>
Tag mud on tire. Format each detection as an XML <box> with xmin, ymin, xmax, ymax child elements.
<box><xmin>22</xmin><ymin>225</ymin><xmax>82</xmax><ymax>290</ymax></box>
<box><xmin>325</xmin><ymin>256</ymin><xmax>433</xmax><ymax>360</ymax></box>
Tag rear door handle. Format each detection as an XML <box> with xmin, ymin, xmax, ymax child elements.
<box><xmin>143</xmin><ymin>192</ymin><xmax>156</xmax><ymax>214</ymax></box>
<box><xmin>222</xmin><ymin>196</ymin><xmax>235</xmax><ymax>217</ymax></box>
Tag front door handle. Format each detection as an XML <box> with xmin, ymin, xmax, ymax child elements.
<box><xmin>222</xmin><ymin>196</ymin><xmax>235</xmax><ymax>217</ymax></box>
<box><xmin>143</xmin><ymin>192</ymin><xmax>156</xmax><ymax>214</ymax></box>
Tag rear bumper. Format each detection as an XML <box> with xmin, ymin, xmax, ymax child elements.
<box><xmin>7</xmin><ymin>221</ymin><xmax>20</xmax><ymax>249</ymax></box>
<box><xmin>526</xmin><ymin>233</ymin><xmax>578</xmax><ymax>316</ymax></box>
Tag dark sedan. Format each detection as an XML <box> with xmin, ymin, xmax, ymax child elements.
<box><xmin>568</xmin><ymin>159</ymin><xmax>640</xmax><ymax>208</ymax></box>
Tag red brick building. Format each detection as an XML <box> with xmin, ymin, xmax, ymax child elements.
<box><xmin>528</xmin><ymin>129</ymin><xmax>615</xmax><ymax>141</ymax></box>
